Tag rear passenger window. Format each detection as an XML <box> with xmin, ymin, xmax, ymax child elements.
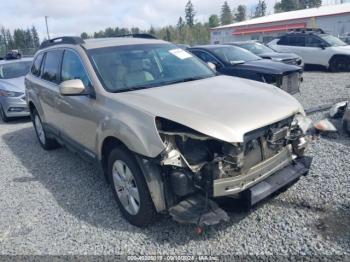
<box><xmin>61</xmin><ymin>50</ymin><xmax>91</xmax><ymax>87</ymax></box>
<box><xmin>288</xmin><ymin>36</ymin><xmax>305</xmax><ymax>47</ymax></box>
<box><xmin>31</xmin><ymin>53</ymin><xmax>44</xmax><ymax>76</ymax></box>
<box><xmin>42</xmin><ymin>50</ymin><xmax>63</xmax><ymax>84</ymax></box>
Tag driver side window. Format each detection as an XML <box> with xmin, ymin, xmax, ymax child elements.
<box><xmin>61</xmin><ymin>50</ymin><xmax>91</xmax><ymax>88</ymax></box>
<box><xmin>306</xmin><ymin>36</ymin><xmax>323</xmax><ymax>48</ymax></box>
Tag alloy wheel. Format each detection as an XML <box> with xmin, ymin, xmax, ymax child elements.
<box><xmin>112</xmin><ymin>160</ymin><xmax>140</xmax><ymax>215</ymax></box>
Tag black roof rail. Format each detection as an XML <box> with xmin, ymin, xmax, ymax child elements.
<box><xmin>39</xmin><ymin>36</ymin><xmax>85</xmax><ymax>49</ymax></box>
<box><xmin>116</xmin><ymin>33</ymin><xmax>158</xmax><ymax>39</ymax></box>
<box><xmin>287</xmin><ymin>28</ymin><xmax>325</xmax><ymax>34</ymax></box>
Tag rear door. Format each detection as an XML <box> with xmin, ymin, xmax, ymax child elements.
<box><xmin>39</xmin><ymin>50</ymin><xmax>64</xmax><ymax>130</ymax></box>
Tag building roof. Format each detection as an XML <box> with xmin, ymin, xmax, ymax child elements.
<box><xmin>212</xmin><ymin>3</ymin><xmax>350</xmax><ymax>30</ymax></box>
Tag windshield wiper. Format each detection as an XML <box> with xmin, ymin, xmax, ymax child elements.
<box><xmin>114</xmin><ymin>75</ymin><xmax>213</xmax><ymax>93</ymax></box>
<box><xmin>162</xmin><ymin>75</ymin><xmax>213</xmax><ymax>85</ymax></box>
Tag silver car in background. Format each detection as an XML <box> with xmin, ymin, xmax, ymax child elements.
<box><xmin>0</xmin><ymin>58</ymin><xmax>32</xmax><ymax>121</ymax></box>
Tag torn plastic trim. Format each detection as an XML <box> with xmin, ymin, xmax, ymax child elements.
<box><xmin>168</xmin><ymin>194</ymin><xmax>229</xmax><ymax>227</ymax></box>
<box><xmin>134</xmin><ymin>155</ymin><xmax>167</xmax><ymax>212</ymax></box>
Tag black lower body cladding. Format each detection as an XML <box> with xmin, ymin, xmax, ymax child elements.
<box><xmin>243</xmin><ymin>156</ymin><xmax>312</xmax><ymax>206</ymax></box>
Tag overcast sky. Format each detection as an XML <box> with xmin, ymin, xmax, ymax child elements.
<box><xmin>0</xmin><ymin>0</ymin><xmax>336</xmax><ymax>40</ymax></box>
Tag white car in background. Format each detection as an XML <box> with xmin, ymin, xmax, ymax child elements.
<box><xmin>268</xmin><ymin>30</ymin><xmax>350</xmax><ymax>72</ymax></box>
<box><xmin>0</xmin><ymin>58</ymin><xmax>32</xmax><ymax>121</ymax></box>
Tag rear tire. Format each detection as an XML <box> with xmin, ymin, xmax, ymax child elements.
<box><xmin>107</xmin><ymin>147</ymin><xmax>158</xmax><ymax>227</ymax></box>
<box><xmin>0</xmin><ymin>104</ymin><xmax>9</xmax><ymax>122</ymax></box>
<box><xmin>32</xmin><ymin>108</ymin><xmax>60</xmax><ymax>150</ymax></box>
<box><xmin>329</xmin><ymin>56</ymin><xmax>350</xmax><ymax>72</ymax></box>
<box><xmin>343</xmin><ymin>119</ymin><xmax>350</xmax><ymax>136</ymax></box>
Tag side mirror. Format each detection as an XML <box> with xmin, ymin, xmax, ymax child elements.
<box><xmin>59</xmin><ymin>79</ymin><xmax>86</xmax><ymax>96</ymax></box>
<box><xmin>207</xmin><ymin>62</ymin><xmax>217</xmax><ymax>71</ymax></box>
<box><xmin>319</xmin><ymin>43</ymin><xmax>327</xmax><ymax>49</ymax></box>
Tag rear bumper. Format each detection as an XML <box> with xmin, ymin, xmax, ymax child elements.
<box><xmin>243</xmin><ymin>156</ymin><xmax>312</xmax><ymax>206</ymax></box>
<box><xmin>0</xmin><ymin>96</ymin><xmax>29</xmax><ymax>118</ymax></box>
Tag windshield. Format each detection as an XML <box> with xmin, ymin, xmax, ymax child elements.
<box><xmin>210</xmin><ymin>46</ymin><xmax>261</xmax><ymax>64</ymax></box>
<box><xmin>88</xmin><ymin>44</ymin><xmax>215</xmax><ymax>92</ymax></box>
<box><xmin>239</xmin><ymin>42</ymin><xmax>274</xmax><ymax>55</ymax></box>
<box><xmin>320</xmin><ymin>35</ymin><xmax>347</xmax><ymax>47</ymax></box>
<box><xmin>0</xmin><ymin>61</ymin><xmax>31</xmax><ymax>79</ymax></box>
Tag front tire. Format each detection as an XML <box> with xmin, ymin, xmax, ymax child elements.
<box><xmin>108</xmin><ymin>147</ymin><xmax>158</xmax><ymax>227</ymax></box>
<box><xmin>0</xmin><ymin>104</ymin><xmax>9</xmax><ymax>122</ymax></box>
<box><xmin>329</xmin><ymin>56</ymin><xmax>350</xmax><ymax>72</ymax></box>
<box><xmin>32</xmin><ymin>109</ymin><xmax>60</xmax><ymax>150</ymax></box>
<box><xmin>343</xmin><ymin>119</ymin><xmax>350</xmax><ymax>136</ymax></box>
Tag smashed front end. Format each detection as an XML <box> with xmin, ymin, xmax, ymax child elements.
<box><xmin>155</xmin><ymin>114</ymin><xmax>312</xmax><ymax>226</ymax></box>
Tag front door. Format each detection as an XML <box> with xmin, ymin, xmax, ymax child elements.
<box><xmin>54</xmin><ymin>49</ymin><xmax>99</xmax><ymax>156</ymax></box>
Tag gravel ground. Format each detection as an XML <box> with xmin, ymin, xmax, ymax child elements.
<box><xmin>0</xmin><ymin>72</ymin><xmax>349</xmax><ymax>257</ymax></box>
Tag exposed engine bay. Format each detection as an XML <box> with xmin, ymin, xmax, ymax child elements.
<box><xmin>154</xmin><ymin>115</ymin><xmax>311</xmax><ymax>227</ymax></box>
<box><xmin>157</xmin><ymin>115</ymin><xmax>308</xmax><ymax>195</ymax></box>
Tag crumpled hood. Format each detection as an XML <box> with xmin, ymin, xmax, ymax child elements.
<box><xmin>0</xmin><ymin>77</ymin><xmax>25</xmax><ymax>92</ymax></box>
<box><xmin>115</xmin><ymin>75</ymin><xmax>304</xmax><ymax>143</ymax></box>
<box><xmin>235</xmin><ymin>59</ymin><xmax>301</xmax><ymax>75</ymax></box>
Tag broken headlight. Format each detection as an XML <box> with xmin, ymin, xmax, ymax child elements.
<box><xmin>155</xmin><ymin>117</ymin><xmax>244</xmax><ymax>175</ymax></box>
<box><xmin>289</xmin><ymin>113</ymin><xmax>311</xmax><ymax>157</ymax></box>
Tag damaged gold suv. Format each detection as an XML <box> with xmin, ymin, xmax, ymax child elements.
<box><xmin>25</xmin><ymin>35</ymin><xmax>312</xmax><ymax>227</ymax></box>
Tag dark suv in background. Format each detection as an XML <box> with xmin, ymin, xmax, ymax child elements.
<box><xmin>188</xmin><ymin>45</ymin><xmax>303</xmax><ymax>95</ymax></box>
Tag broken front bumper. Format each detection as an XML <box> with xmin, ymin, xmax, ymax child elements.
<box><xmin>243</xmin><ymin>156</ymin><xmax>312</xmax><ymax>206</ymax></box>
<box><xmin>213</xmin><ymin>147</ymin><xmax>293</xmax><ymax>197</ymax></box>
<box><xmin>213</xmin><ymin>147</ymin><xmax>312</xmax><ymax>199</ymax></box>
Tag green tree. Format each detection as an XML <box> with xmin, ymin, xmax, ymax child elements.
<box><xmin>31</xmin><ymin>26</ymin><xmax>40</xmax><ymax>48</ymax></box>
<box><xmin>185</xmin><ymin>1</ymin><xmax>195</xmax><ymax>27</ymax></box>
<box><xmin>209</xmin><ymin>14</ymin><xmax>220</xmax><ymax>28</ymax></box>
<box><xmin>131</xmin><ymin>27</ymin><xmax>140</xmax><ymax>34</ymax></box>
<box><xmin>274</xmin><ymin>0</ymin><xmax>298</xmax><ymax>13</ymax></box>
<box><xmin>13</xmin><ymin>29</ymin><xmax>26</xmax><ymax>50</ymax></box>
<box><xmin>81</xmin><ymin>32</ymin><xmax>89</xmax><ymax>39</ymax></box>
<box><xmin>235</xmin><ymin>5</ymin><xmax>247</xmax><ymax>22</ymax></box>
<box><xmin>220</xmin><ymin>1</ymin><xmax>233</xmax><ymax>25</ymax></box>
<box><xmin>148</xmin><ymin>26</ymin><xmax>156</xmax><ymax>35</ymax></box>
<box><xmin>299</xmin><ymin>0</ymin><xmax>322</xmax><ymax>9</ymax></box>
<box><xmin>24</xmin><ymin>29</ymin><xmax>33</xmax><ymax>48</ymax></box>
<box><xmin>5</xmin><ymin>30</ymin><xmax>15</xmax><ymax>50</ymax></box>
<box><xmin>254</xmin><ymin>0</ymin><xmax>267</xmax><ymax>17</ymax></box>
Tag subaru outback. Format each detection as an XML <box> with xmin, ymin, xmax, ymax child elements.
<box><xmin>26</xmin><ymin>36</ymin><xmax>312</xmax><ymax>227</ymax></box>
